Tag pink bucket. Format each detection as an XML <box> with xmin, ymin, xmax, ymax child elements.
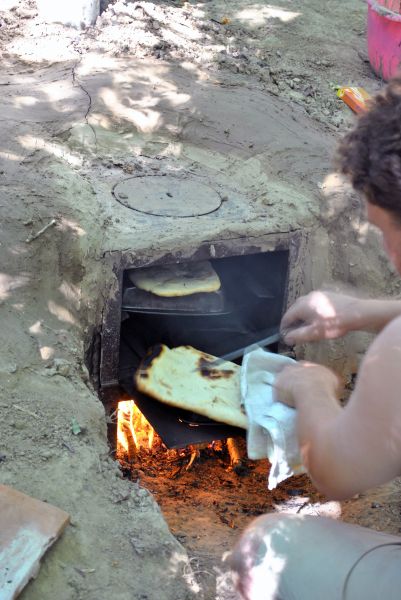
<box><xmin>367</xmin><ymin>0</ymin><xmax>401</xmax><ymax>80</ymax></box>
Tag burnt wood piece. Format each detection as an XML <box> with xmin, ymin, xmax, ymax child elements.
<box><xmin>226</xmin><ymin>437</ymin><xmax>246</xmax><ymax>473</ymax></box>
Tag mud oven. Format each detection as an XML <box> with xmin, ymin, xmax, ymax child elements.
<box><xmin>93</xmin><ymin>231</ymin><xmax>305</xmax><ymax>460</ymax></box>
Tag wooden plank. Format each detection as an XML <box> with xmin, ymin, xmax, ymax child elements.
<box><xmin>0</xmin><ymin>484</ymin><xmax>70</xmax><ymax>600</ymax></box>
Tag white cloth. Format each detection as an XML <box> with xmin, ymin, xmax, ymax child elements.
<box><xmin>241</xmin><ymin>347</ymin><xmax>305</xmax><ymax>490</ymax></box>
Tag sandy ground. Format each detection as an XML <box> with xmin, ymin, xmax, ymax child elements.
<box><xmin>1</xmin><ymin>0</ymin><xmax>401</xmax><ymax>599</ymax></box>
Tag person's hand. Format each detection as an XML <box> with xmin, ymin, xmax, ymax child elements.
<box><xmin>281</xmin><ymin>291</ymin><xmax>360</xmax><ymax>344</ymax></box>
<box><xmin>275</xmin><ymin>361</ymin><xmax>341</xmax><ymax>408</ymax></box>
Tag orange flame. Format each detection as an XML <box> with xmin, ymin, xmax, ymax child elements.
<box><xmin>117</xmin><ymin>400</ymin><xmax>157</xmax><ymax>458</ymax></box>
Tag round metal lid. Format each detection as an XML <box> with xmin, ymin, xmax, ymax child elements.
<box><xmin>113</xmin><ymin>175</ymin><xmax>222</xmax><ymax>217</ymax></box>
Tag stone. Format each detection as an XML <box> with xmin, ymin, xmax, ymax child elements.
<box><xmin>53</xmin><ymin>358</ymin><xmax>72</xmax><ymax>377</ymax></box>
<box><xmin>288</xmin><ymin>90</ymin><xmax>304</xmax><ymax>103</ymax></box>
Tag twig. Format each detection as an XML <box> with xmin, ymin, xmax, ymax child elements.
<box><xmin>296</xmin><ymin>501</ymin><xmax>310</xmax><ymax>514</ymax></box>
<box><xmin>12</xmin><ymin>404</ymin><xmax>40</xmax><ymax>419</ymax></box>
<box><xmin>112</xmin><ymin>492</ymin><xmax>130</xmax><ymax>504</ymax></box>
<box><xmin>62</xmin><ymin>440</ymin><xmax>75</xmax><ymax>454</ymax></box>
<box><xmin>74</xmin><ymin>566</ymin><xmax>96</xmax><ymax>577</ymax></box>
<box><xmin>25</xmin><ymin>218</ymin><xmax>57</xmax><ymax>243</ymax></box>
<box><xmin>185</xmin><ymin>449</ymin><xmax>198</xmax><ymax>471</ymax></box>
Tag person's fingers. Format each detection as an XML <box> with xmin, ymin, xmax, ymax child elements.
<box><xmin>282</xmin><ymin>323</ymin><xmax>320</xmax><ymax>344</ymax></box>
<box><xmin>275</xmin><ymin>365</ymin><xmax>298</xmax><ymax>407</ymax></box>
<box><xmin>280</xmin><ymin>301</ymin><xmax>306</xmax><ymax>330</ymax></box>
<box><xmin>275</xmin><ymin>388</ymin><xmax>294</xmax><ymax>407</ymax></box>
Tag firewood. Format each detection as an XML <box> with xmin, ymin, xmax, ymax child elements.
<box><xmin>226</xmin><ymin>437</ymin><xmax>245</xmax><ymax>473</ymax></box>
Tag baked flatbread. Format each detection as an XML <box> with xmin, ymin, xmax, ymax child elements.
<box><xmin>135</xmin><ymin>345</ymin><xmax>247</xmax><ymax>429</ymax></box>
<box><xmin>129</xmin><ymin>261</ymin><xmax>221</xmax><ymax>297</ymax></box>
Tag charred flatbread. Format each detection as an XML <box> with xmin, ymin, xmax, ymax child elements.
<box><xmin>129</xmin><ymin>261</ymin><xmax>221</xmax><ymax>297</ymax></box>
<box><xmin>135</xmin><ymin>345</ymin><xmax>247</xmax><ymax>429</ymax></box>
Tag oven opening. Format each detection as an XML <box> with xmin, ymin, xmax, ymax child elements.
<box><xmin>98</xmin><ymin>249</ymin><xmax>291</xmax><ymax>476</ymax></box>
<box><xmin>116</xmin><ymin>250</ymin><xmax>288</xmax><ymax>450</ymax></box>
<box><xmin>96</xmin><ymin>245</ymin><xmax>316</xmax><ymax>574</ymax></box>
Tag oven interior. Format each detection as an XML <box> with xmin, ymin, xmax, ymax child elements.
<box><xmin>104</xmin><ymin>250</ymin><xmax>289</xmax><ymax>449</ymax></box>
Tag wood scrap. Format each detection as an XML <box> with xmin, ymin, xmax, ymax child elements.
<box><xmin>226</xmin><ymin>437</ymin><xmax>246</xmax><ymax>473</ymax></box>
<box><xmin>0</xmin><ymin>484</ymin><xmax>69</xmax><ymax>600</ymax></box>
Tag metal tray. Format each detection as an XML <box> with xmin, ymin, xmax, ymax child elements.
<box><xmin>121</xmin><ymin>285</ymin><xmax>229</xmax><ymax>316</ymax></box>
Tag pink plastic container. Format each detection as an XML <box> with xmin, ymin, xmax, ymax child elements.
<box><xmin>367</xmin><ymin>0</ymin><xmax>401</xmax><ymax>80</ymax></box>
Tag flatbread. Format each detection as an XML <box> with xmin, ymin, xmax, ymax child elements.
<box><xmin>129</xmin><ymin>261</ymin><xmax>221</xmax><ymax>297</ymax></box>
<box><xmin>135</xmin><ymin>345</ymin><xmax>248</xmax><ymax>429</ymax></box>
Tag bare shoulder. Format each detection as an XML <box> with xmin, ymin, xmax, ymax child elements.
<box><xmin>365</xmin><ymin>313</ymin><xmax>401</xmax><ymax>361</ymax></box>
<box><xmin>342</xmin><ymin>313</ymin><xmax>401</xmax><ymax>491</ymax></box>
<box><xmin>378</xmin><ymin>313</ymin><xmax>401</xmax><ymax>339</ymax></box>
<box><xmin>357</xmin><ymin>314</ymin><xmax>401</xmax><ymax>400</ymax></box>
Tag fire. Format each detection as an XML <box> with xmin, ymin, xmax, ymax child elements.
<box><xmin>117</xmin><ymin>400</ymin><xmax>157</xmax><ymax>459</ymax></box>
<box><xmin>116</xmin><ymin>401</ymin><xmax>244</xmax><ymax>472</ymax></box>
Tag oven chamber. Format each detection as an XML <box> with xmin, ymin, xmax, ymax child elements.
<box><xmin>94</xmin><ymin>232</ymin><xmax>306</xmax><ymax>451</ymax></box>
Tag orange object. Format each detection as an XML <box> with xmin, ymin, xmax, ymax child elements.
<box><xmin>336</xmin><ymin>87</ymin><xmax>371</xmax><ymax>114</ymax></box>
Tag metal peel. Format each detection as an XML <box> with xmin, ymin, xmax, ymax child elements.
<box><xmin>198</xmin><ymin>331</ymin><xmax>281</xmax><ymax>371</ymax></box>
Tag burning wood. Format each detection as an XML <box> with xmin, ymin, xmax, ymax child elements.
<box><xmin>186</xmin><ymin>448</ymin><xmax>199</xmax><ymax>471</ymax></box>
<box><xmin>116</xmin><ymin>400</ymin><xmax>247</xmax><ymax>478</ymax></box>
<box><xmin>117</xmin><ymin>400</ymin><xmax>158</xmax><ymax>460</ymax></box>
<box><xmin>226</xmin><ymin>437</ymin><xmax>246</xmax><ymax>473</ymax></box>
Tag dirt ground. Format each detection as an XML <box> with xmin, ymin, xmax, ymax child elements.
<box><xmin>1</xmin><ymin>0</ymin><xmax>401</xmax><ymax>599</ymax></box>
<box><xmin>119</xmin><ymin>432</ymin><xmax>401</xmax><ymax>599</ymax></box>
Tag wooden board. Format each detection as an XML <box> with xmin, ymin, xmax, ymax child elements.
<box><xmin>0</xmin><ymin>484</ymin><xmax>69</xmax><ymax>600</ymax></box>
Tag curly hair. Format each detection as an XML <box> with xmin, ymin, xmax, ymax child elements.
<box><xmin>337</xmin><ymin>77</ymin><xmax>401</xmax><ymax>221</ymax></box>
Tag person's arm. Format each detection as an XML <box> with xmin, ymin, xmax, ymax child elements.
<box><xmin>276</xmin><ymin>316</ymin><xmax>401</xmax><ymax>499</ymax></box>
<box><xmin>355</xmin><ymin>297</ymin><xmax>401</xmax><ymax>331</ymax></box>
<box><xmin>281</xmin><ymin>291</ymin><xmax>401</xmax><ymax>344</ymax></box>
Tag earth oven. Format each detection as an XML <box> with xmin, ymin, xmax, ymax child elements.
<box><xmin>94</xmin><ymin>231</ymin><xmax>305</xmax><ymax>462</ymax></box>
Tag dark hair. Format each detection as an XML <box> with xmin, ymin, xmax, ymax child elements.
<box><xmin>337</xmin><ymin>77</ymin><xmax>401</xmax><ymax>221</ymax></box>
